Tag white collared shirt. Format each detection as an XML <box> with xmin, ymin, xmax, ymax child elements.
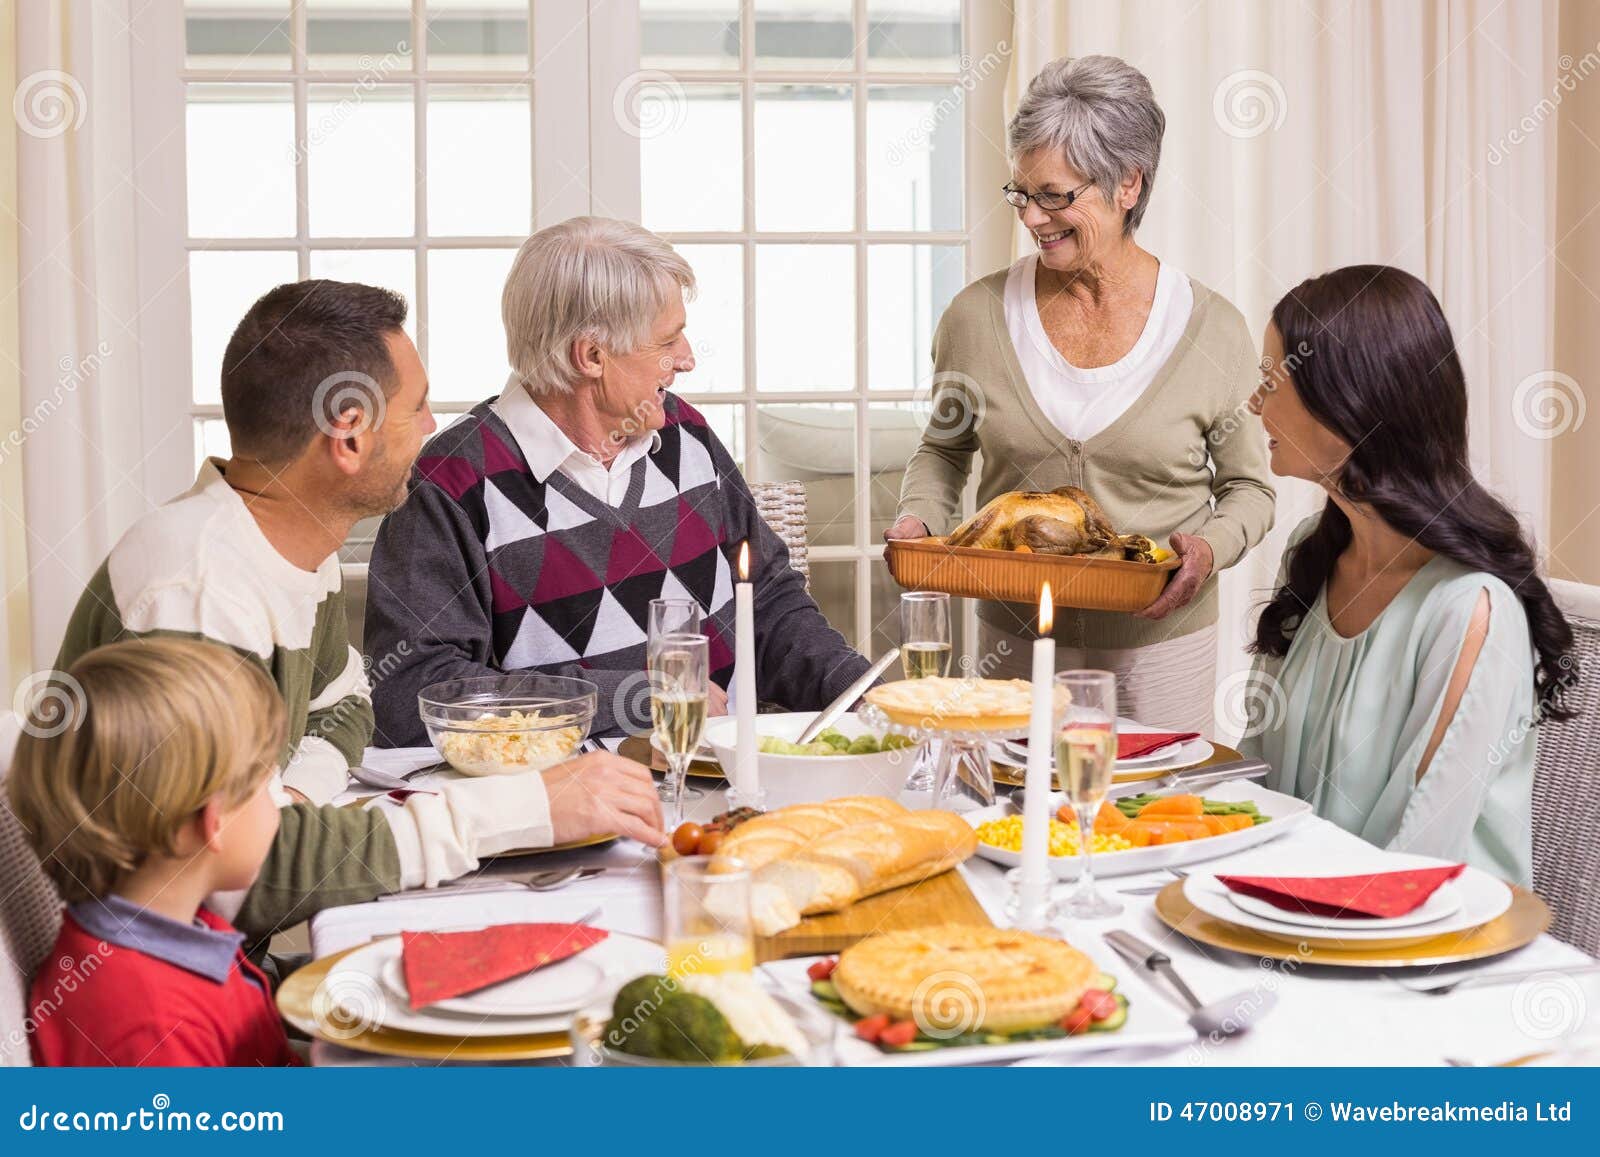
<box><xmin>492</xmin><ymin>383</ymin><xmax>662</xmax><ymax>507</ymax></box>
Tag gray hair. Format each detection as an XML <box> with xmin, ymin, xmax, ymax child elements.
<box><xmin>502</xmin><ymin>216</ymin><xmax>696</xmax><ymax>396</ymax></box>
<box><xmin>1008</xmin><ymin>55</ymin><xmax>1165</xmax><ymax>235</ymax></box>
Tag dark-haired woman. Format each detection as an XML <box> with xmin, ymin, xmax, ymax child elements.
<box><xmin>1240</xmin><ymin>265</ymin><xmax>1575</xmax><ymax>885</ymax></box>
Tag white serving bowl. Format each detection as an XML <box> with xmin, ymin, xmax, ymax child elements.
<box><xmin>701</xmin><ymin>711</ymin><xmax>915</xmax><ymax>808</ymax></box>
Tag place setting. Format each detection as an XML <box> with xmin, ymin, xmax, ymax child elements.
<box><xmin>278</xmin><ymin>911</ymin><xmax>667</xmax><ymax>1062</ymax></box>
<box><xmin>1154</xmin><ymin>849</ymin><xmax>1552</xmax><ymax>968</ymax></box>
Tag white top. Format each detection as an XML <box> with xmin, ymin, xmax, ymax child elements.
<box><xmin>492</xmin><ymin>383</ymin><xmax>661</xmax><ymax>507</ymax></box>
<box><xmin>1004</xmin><ymin>255</ymin><xmax>1194</xmax><ymax>442</ymax></box>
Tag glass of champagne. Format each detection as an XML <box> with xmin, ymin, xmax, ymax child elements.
<box><xmin>664</xmin><ymin>855</ymin><xmax>754</xmax><ymax>980</ymax></box>
<box><xmin>650</xmin><ymin>633</ymin><xmax>709</xmax><ymax>823</ymax></box>
<box><xmin>899</xmin><ymin>591</ymin><xmax>951</xmax><ymax>792</ymax></box>
<box><xmin>1051</xmin><ymin>669</ymin><xmax>1122</xmax><ymax>919</ymax></box>
<box><xmin>899</xmin><ymin>591</ymin><xmax>952</xmax><ymax>679</ymax></box>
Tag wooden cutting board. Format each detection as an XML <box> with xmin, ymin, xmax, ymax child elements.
<box><xmin>755</xmin><ymin>869</ymin><xmax>991</xmax><ymax>963</ymax></box>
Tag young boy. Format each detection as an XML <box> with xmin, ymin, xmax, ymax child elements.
<box><xmin>8</xmin><ymin>638</ymin><xmax>298</xmax><ymax>1066</ymax></box>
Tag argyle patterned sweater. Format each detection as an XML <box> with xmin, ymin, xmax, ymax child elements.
<box><xmin>365</xmin><ymin>395</ymin><xmax>871</xmax><ymax>744</ymax></box>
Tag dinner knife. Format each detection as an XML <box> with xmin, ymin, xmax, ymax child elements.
<box><xmin>1103</xmin><ymin>930</ymin><xmax>1205</xmax><ymax>1010</ymax></box>
<box><xmin>796</xmin><ymin>646</ymin><xmax>901</xmax><ymax>744</ymax></box>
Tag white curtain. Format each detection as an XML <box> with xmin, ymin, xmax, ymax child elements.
<box><xmin>14</xmin><ymin>1</ymin><xmax>157</xmax><ymax>671</ymax></box>
<box><xmin>1004</xmin><ymin>0</ymin><xmax>1559</xmax><ymax>727</ymax></box>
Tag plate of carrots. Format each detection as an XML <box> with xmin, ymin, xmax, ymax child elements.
<box><xmin>965</xmin><ymin>781</ymin><xmax>1312</xmax><ymax>879</ymax></box>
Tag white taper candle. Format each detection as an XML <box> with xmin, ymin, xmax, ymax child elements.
<box><xmin>1018</xmin><ymin>582</ymin><xmax>1055</xmax><ymax>919</ymax></box>
<box><xmin>734</xmin><ymin>541</ymin><xmax>760</xmax><ymax>802</ymax></box>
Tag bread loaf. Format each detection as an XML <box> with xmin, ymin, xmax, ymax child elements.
<box><xmin>711</xmin><ymin>799</ymin><xmax>978</xmax><ymax>935</ymax></box>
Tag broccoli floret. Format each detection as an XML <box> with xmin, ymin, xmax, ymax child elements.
<box><xmin>606</xmin><ymin>977</ymin><xmax>745</xmax><ymax>1063</ymax></box>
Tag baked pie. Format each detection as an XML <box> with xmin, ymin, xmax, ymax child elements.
<box><xmin>831</xmin><ymin>924</ymin><xmax>1099</xmax><ymax>1033</ymax></box>
<box><xmin>863</xmin><ymin>676</ymin><xmax>1038</xmax><ymax>732</ymax></box>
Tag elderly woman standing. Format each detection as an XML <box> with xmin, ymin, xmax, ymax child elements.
<box><xmin>365</xmin><ymin>216</ymin><xmax>870</xmax><ymax>746</ymax></box>
<box><xmin>886</xmin><ymin>55</ymin><xmax>1274</xmax><ymax>734</ymax></box>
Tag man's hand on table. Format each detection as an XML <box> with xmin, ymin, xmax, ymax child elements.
<box><xmin>707</xmin><ymin>681</ymin><xmax>729</xmax><ymax>717</ymax></box>
<box><xmin>545</xmin><ymin>752</ymin><xmax>667</xmax><ymax>848</ymax></box>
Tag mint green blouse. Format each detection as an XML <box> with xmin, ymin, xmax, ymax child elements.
<box><xmin>1241</xmin><ymin>518</ymin><xmax>1536</xmax><ymax>885</ymax></box>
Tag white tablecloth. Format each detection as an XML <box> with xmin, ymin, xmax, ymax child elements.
<box><xmin>307</xmin><ymin>748</ymin><xmax>1598</xmax><ymax>1066</ymax></box>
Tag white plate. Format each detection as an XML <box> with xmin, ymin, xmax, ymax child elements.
<box><xmin>765</xmin><ymin>948</ymin><xmax>1194</xmax><ymax>1066</ymax></box>
<box><xmin>1002</xmin><ymin>726</ymin><xmax>1215</xmax><ymax>778</ymax></box>
<box><xmin>308</xmin><ymin>931</ymin><xmax>665</xmax><ymax>1039</ymax></box>
<box><xmin>380</xmin><ymin>951</ymin><xmax>606</xmax><ymax>1017</ymax></box>
<box><xmin>967</xmin><ymin>781</ymin><xmax>1311</xmax><ymax>879</ymax></box>
<box><xmin>1226</xmin><ymin>881</ymin><xmax>1464</xmax><ymax>931</ymax></box>
<box><xmin>1184</xmin><ymin>857</ymin><xmax>1513</xmax><ymax>948</ymax></box>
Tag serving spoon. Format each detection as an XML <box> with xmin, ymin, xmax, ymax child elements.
<box><xmin>1103</xmin><ymin>930</ymin><xmax>1275</xmax><ymax>1037</ymax></box>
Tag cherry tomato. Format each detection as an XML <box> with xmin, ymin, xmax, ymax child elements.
<box><xmin>1080</xmin><ymin>988</ymin><xmax>1119</xmax><ymax>1021</ymax></box>
<box><xmin>854</xmin><ymin>1013</ymin><xmax>891</xmax><ymax>1042</ymax></box>
<box><xmin>697</xmin><ymin>828</ymin><xmax>725</xmax><ymax>854</ymax></box>
<box><xmin>1061</xmin><ymin>1005</ymin><xmax>1094</xmax><ymax>1035</ymax></box>
<box><xmin>806</xmin><ymin>958</ymin><xmax>838</xmax><ymax>982</ymax></box>
<box><xmin>671</xmin><ymin>823</ymin><xmax>703</xmax><ymax>857</ymax></box>
<box><xmin>878</xmin><ymin>1020</ymin><xmax>919</xmax><ymax>1048</ymax></box>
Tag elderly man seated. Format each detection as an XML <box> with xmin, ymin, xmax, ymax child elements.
<box><xmin>366</xmin><ymin>216</ymin><xmax>871</xmax><ymax>744</ymax></box>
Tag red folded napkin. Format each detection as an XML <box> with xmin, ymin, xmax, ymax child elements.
<box><xmin>1117</xmin><ymin>731</ymin><xmax>1200</xmax><ymax>760</ymax></box>
<box><xmin>1216</xmin><ymin>865</ymin><xmax>1466</xmax><ymax>919</ymax></box>
<box><xmin>400</xmin><ymin>923</ymin><xmax>608</xmax><ymax>1009</ymax></box>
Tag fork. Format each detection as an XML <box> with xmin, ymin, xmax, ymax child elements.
<box><xmin>1117</xmin><ymin>868</ymin><xmax>1190</xmax><ymax>897</ymax></box>
<box><xmin>1384</xmin><ymin>962</ymin><xmax>1600</xmax><ymax>996</ymax></box>
<box><xmin>377</xmin><ymin>866</ymin><xmax>605</xmax><ymax>902</ymax></box>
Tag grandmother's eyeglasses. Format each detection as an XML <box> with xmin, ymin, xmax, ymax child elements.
<box><xmin>1002</xmin><ymin>180</ymin><xmax>1094</xmax><ymax>211</ymax></box>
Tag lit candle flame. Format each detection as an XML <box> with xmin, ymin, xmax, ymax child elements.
<box><xmin>1038</xmin><ymin>582</ymin><xmax>1053</xmax><ymax>635</ymax></box>
<box><xmin>738</xmin><ymin>540</ymin><xmax>750</xmax><ymax>582</ymax></box>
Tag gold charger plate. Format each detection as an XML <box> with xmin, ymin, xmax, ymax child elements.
<box><xmin>276</xmin><ymin>945</ymin><xmax>573</xmax><ymax>1062</ymax></box>
<box><xmin>1152</xmin><ymin>879</ymin><xmax>1552</xmax><ymax>968</ymax></box>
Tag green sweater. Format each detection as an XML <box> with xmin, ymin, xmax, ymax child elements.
<box><xmin>54</xmin><ymin>460</ymin><xmax>400</xmax><ymax>940</ymax></box>
<box><xmin>898</xmin><ymin>270</ymin><xmax>1276</xmax><ymax>649</ymax></box>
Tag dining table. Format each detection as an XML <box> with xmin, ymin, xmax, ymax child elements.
<box><xmin>299</xmin><ymin>744</ymin><xmax>1599</xmax><ymax>1067</ymax></box>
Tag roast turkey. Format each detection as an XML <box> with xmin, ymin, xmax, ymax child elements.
<box><xmin>944</xmin><ymin>486</ymin><xmax>1161</xmax><ymax>562</ymax></box>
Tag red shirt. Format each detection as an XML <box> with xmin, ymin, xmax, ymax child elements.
<box><xmin>29</xmin><ymin>905</ymin><xmax>298</xmax><ymax>1067</ymax></box>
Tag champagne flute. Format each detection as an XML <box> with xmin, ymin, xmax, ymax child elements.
<box><xmin>649</xmin><ymin>600</ymin><xmax>706</xmax><ymax>806</ymax></box>
<box><xmin>1051</xmin><ymin>670</ymin><xmax>1122</xmax><ymax>919</ymax></box>
<box><xmin>650</xmin><ymin>632</ymin><xmax>709</xmax><ymax>823</ymax></box>
<box><xmin>899</xmin><ymin>591</ymin><xmax>951</xmax><ymax>792</ymax></box>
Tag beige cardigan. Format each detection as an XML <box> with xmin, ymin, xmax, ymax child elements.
<box><xmin>897</xmin><ymin>269</ymin><xmax>1275</xmax><ymax>650</ymax></box>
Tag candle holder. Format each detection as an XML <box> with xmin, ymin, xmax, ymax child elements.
<box><xmin>724</xmin><ymin>785</ymin><xmax>767</xmax><ymax>812</ymax></box>
<box><xmin>858</xmin><ymin>703</ymin><xmax>1028</xmax><ymax>811</ymax></box>
<box><xmin>1003</xmin><ymin>866</ymin><xmax>1056</xmax><ymax>934</ymax></box>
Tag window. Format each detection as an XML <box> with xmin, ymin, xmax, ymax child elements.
<box><xmin>165</xmin><ymin>1</ymin><xmax>1010</xmax><ymax>649</ymax></box>
<box><xmin>636</xmin><ymin>0</ymin><xmax>997</xmax><ymax>651</ymax></box>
